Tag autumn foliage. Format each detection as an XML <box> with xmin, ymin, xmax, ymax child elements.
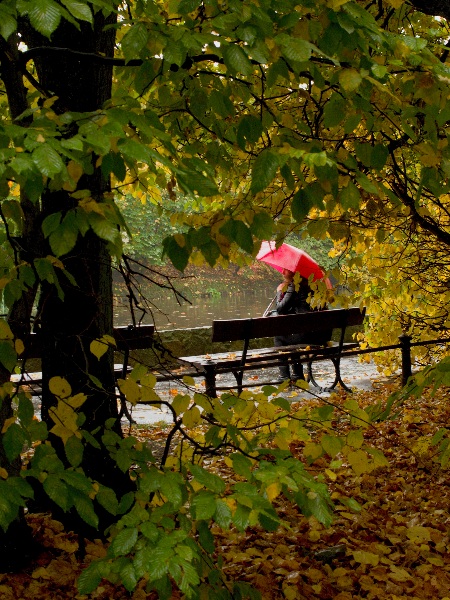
<box><xmin>3</xmin><ymin>0</ymin><xmax>450</xmax><ymax>597</ymax></box>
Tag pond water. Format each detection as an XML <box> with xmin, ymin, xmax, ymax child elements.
<box><xmin>113</xmin><ymin>281</ymin><xmax>279</xmax><ymax>330</ymax></box>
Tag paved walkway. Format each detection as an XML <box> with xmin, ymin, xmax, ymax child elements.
<box><xmin>30</xmin><ymin>356</ymin><xmax>396</xmax><ymax>426</ymax></box>
<box><xmin>124</xmin><ymin>356</ymin><xmax>395</xmax><ymax>425</ymax></box>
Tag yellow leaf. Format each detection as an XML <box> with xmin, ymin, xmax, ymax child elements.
<box><xmin>274</xmin><ymin>428</ymin><xmax>292</xmax><ymax>450</ymax></box>
<box><xmin>265</xmin><ymin>482</ymin><xmax>282</xmax><ymax>502</ymax></box>
<box><xmin>49</xmin><ymin>401</ymin><xmax>80</xmax><ymax>444</ymax></box>
<box><xmin>352</xmin><ymin>550</ymin><xmax>379</xmax><ymax>566</ymax></box>
<box><xmin>346</xmin><ymin>429</ymin><xmax>363</xmax><ymax>449</ymax></box>
<box><xmin>90</xmin><ymin>335</ymin><xmax>115</xmax><ymax>360</ymax></box>
<box><xmin>182</xmin><ymin>406</ymin><xmax>201</xmax><ymax>427</ymax></box>
<box><xmin>339</xmin><ymin>68</ymin><xmax>362</xmax><ymax>91</ymax></box>
<box><xmin>118</xmin><ymin>377</ymin><xmax>141</xmax><ymax>405</ymax></box>
<box><xmin>183</xmin><ymin>375</ymin><xmax>196</xmax><ymax>386</ymax></box>
<box><xmin>282</xmin><ymin>584</ymin><xmax>298</xmax><ymax>600</ymax></box>
<box><xmin>49</xmin><ymin>376</ymin><xmax>72</xmax><ymax>399</ymax></box>
<box><xmin>389</xmin><ymin>566</ymin><xmax>410</xmax><ymax>582</ymax></box>
<box><xmin>347</xmin><ymin>449</ymin><xmax>370</xmax><ymax>476</ymax></box>
<box><xmin>36</xmin><ymin>133</ymin><xmax>45</xmax><ymax>143</ymax></box>
<box><xmin>67</xmin><ymin>393</ymin><xmax>87</xmax><ymax>409</ymax></box>
<box><xmin>407</xmin><ymin>525</ymin><xmax>431</xmax><ymax>544</ymax></box>
<box><xmin>0</xmin><ymin>467</ymin><xmax>8</xmax><ymax>479</ymax></box>
<box><xmin>426</xmin><ymin>556</ymin><xmax>444</xmax><ymax>566</ymax></box>
<box><xmin>303</xmin><ymin>442</ymin><xmax>323</xmax><ymax>461</ymax></box>
<box><xmin>0</xmin><ymin>320</ymin><xmax>13</xmax><ymax>340</ymax></box>
<box><xmin>172</xmin><ymin>394</ymin><xmax>191</xmax><ymax>415</ymax></box>
<box><xmin>141</xmin><ymin>373</ymin><xmax>157</xmax><ymax>388</ymax></box>
<box><xmin>1</xmin><ymin>417</ymin><xmax>16</xmax><ymax>433</ymax></box>
<box><xmin>325</xmin><ymin>468</ymin><xmax>337</xmax><ymax>481</ymax></box>
<box><xmin>15</xmin><ymin>338</ymin><xmax>24</xmax><ymax>356</ymax></box>
<box><xmin>386</xmin><ymin>0</ymin><xmax>404</xmax><ymax>7</ymax></box>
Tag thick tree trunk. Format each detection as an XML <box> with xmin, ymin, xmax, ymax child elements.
<box><xmin>0</xmin><ymin>34</ymin><xmax>42</xmax><ymax>570</ymax></box>
<box><xmin>19</xmin><ymin>12</ymin><xmax>133</xmax><ymax>527</ymax></box>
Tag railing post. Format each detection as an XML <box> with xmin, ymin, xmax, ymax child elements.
<box><xmin>399</xmin><ymin>334</ymin><xmax>412</xmax><ymax>386</ymax></box>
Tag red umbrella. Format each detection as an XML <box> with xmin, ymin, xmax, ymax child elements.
<box><xmin>256</xmin><ymin>240</ymin><xmax>332</xmax><ymax>288</ymax></box>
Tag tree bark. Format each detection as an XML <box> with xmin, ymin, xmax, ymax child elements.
<box><xmin>19</xmin><ymin>12</ymin><xmax>133</xmax><ymax>526</ymax></box>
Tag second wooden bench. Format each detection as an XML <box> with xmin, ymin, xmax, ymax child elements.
<box><xmin>178</xmin><ymin>307</ymin><xmax>366</xmax><ymax>396</ymax></box>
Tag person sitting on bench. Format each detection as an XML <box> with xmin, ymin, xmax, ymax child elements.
<box><xmin>272</xmin><ymin>269</ymin><xmax>312</xmax><ymax>382</ymax></box>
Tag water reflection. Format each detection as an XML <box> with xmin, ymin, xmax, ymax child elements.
<box><xmin>114</xmin><ymin>283</ymin><xmax>277</xmax><ymax>330</ymax></box>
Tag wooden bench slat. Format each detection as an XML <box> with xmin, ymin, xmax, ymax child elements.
<box><xmin>17</xmin><ymin>324</ymin><xmax>155</xmax><ymax>358</ymax></box>
<box><xmin>212</xmin><ymin>307</ymin><xmax>365</xmax><ymax>342</ymax></box>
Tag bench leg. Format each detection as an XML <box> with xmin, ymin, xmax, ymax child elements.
<box><xmin>204</xmin><ymin>364</ymin><xmax>217</xmax><ymax>398</ymax></box>
<box><xmin>233</xmin><ymin>370</ymin><xmax>244</xmax><ymax>395</ymax></box>
<box><xmin>307</xmin><ymin>356</ymin><xmax>353</xmax><ymax>393</ymax></box>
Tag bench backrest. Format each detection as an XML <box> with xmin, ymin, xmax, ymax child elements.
<box><xmin>22</xmin><ymin>324</ymin><xmax>155</xmax><ymax>358</ymax></box>
<box><xmin>212</xmin><ymin>308</ymin><xmax>366</xmax><ymax>343</ymax></box>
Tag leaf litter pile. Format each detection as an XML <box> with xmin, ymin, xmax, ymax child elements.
<box><xmin>1</xmin><ymin>382</ymin><xmax>450</xmax><ymax>599</ymax></box>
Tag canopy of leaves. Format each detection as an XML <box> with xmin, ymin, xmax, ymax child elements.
<box><xmin>2</xmin><ymin>0</ymin><xmax>450</xmax><ymax>596</ymax></box>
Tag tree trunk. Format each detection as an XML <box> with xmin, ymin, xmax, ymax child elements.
<box><xmin>0</xmin><ymin>33</ymin><xmax>43</xmax><ymax>570</ymax></box>
<box><xmin>19</xmin><ymin>12</ymin><xmax>133</xmax><ymax>527</ymax></box>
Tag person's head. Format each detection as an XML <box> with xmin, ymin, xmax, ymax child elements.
<box><xmin>281</xmin><ymin>268</ymin><xmax>295</xmax><ymax>282</ymax></box>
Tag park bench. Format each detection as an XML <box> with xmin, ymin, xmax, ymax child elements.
<box><xmin>10</xmin><ymin>324</ymin><xmax>156</xmax><ymax>396</ymax></box>
<box><xmin>178</xmin><ymin>307</ymin><xmax>367</xmax><ymax>397</ymax></box>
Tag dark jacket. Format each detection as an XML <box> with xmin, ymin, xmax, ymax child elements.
<box><xmin>276</xmin><ymin>281</ymin><xmax>311</xmax><ymax>315</ymax></box>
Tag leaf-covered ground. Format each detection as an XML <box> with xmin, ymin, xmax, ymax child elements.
<box><xmin>1</xmin><ymin>382</ymin><xmax>450</xmax><ymax>600</ymax></box>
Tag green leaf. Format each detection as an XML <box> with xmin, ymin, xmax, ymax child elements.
<box><xmin>18</xmin><ymin>396</ymin><xmax>35</xmax><ymax>425</ymax></box>
<box><xmin>60</xmin><ymin>0</ymin><xmax>92</xmax><ymax>22</ymax></box>
<box><xmin>20</xmin><ymin>0</ymin><xmax>62</xmax><ymax>37</ymax></box>
<box><xmin>88</xmin><ymin>212</ymin><xmax>121</xmax><ymax>244</ymax></box>
<box><xmin>147</xmin><ymin>546</ymin><xmax>172</xmax><ymax>580</ymax></box>
<box><xmin>237</xmin><ymin>115</ymin><xmax>264</xmax><ymax>150</ymax></box>
<box><xmin>0</xmin><ymin>5</ymin><xmax>17</xmax><ymax>40</ymax></box>
<box><xmin>62</xmin><ymin>470</ymin><xmax>93</xmax><ymax>493</ymax></box>
<box><xmin>162</xmin><ymin>236</ymin><xmax>189</xmax><ymax>271</ymax></box>
<box><xmin>251</xmin><ymin>150</ymin><xmax>279</xmax><ymax>194</ymax></box>
<box><xmin>340</xmin><ymin>182</ymin><xmax>361</xmax><ymax>210</ymax></box>
<box><xmin>219</xmin><ymin>219</ymin><xmax>253</xmax><ymax>253</ymax></box>
<box><xmin>43</xmin><ymin>475</ymin><xmax>71</xmax><ymax>511</ymax></box>
<box><xmin>258</xmin><ymin>512</ymin><xmax>279</xmax><ymax>532</ymax></box>
<box><xmin>323</xmin><ymin>95</ymin><xmax>346</xmax><ymax>128</ymax></box>
<box><xmin>232</xmin><ymin>503</ymin><xmax>251</xmax><ymax>531</ymax></box>
<box><xmin>197</xmin><ymin>521</ymin><xmax>215</xmax><ymax>553</ymax></box>
<box><xmin>110</xmin><ymin>527</ymin><xmax>139</xmax><ymax>557</ymax></box>
<box><xmin>3</xmin><ymin>423</ymin><xmax>27</xmax><ymax>462</ymax></box>
<box><xmin>120</xmin><ymin>561</ymin><xmax>138</xmax><ymax>592</ymax></box>
<box><xmin>0</xmin><ymin>340</ymin><xmax>17</xmax><ymax>371</ymax></box>
<box><xmin>231</xmin><ymin>453</ymin><xmax>253</xmax><ymax>478</ymax></box>
<box><xmin>250</xmin><ymin>212</ymin><xmax>274</xmax><ymax>239</ymax></box>
<box><xmin>101</xmin><ymin>152</ymin><xmax>127</xmax><ymax>182</ymax></box>
<box><xmin>306</xmin><ymin>493</ymin><xmax>333</xmax><ymax>527</ymax></box>
<box><xmin>200</xmin><ymin>240</ymin><xmax>221</xmax><ymax>267</ymax></box>
<box><xmin>191</xmin><ymin>490</ymin><xmax>217</xmax><ymax>520</ymax></box>
<box><xmin>73</xmin><ymin>492</ymin><xmax>99</xmax><ymax>528</ymax></box>
<box><xmin>96</xmin><ymin>485</ymin><xmax>119</xmax><ymax>515</ymax></box>
<box><xmin>291</xmin><ymin>188</ymin><xmax>314</xmax><ymax>222</ymax></box>
<box><xmin>32</xmin><ymin>143</ymin><xmax>65</xmax><ymax>177</ymax></box>
<box><xmin>77</xmin><ymin>562</ymin><xmax>103</xmax><ymax>595</ymax></box>
<box><xmin>42</xmin><ymin>212</ymin><xmax>62</xmax><ymax>238</ymax></box>
<box><xmin>214</xmin><ymin>499</ymin><xmax>232</xmax><ymax>528</ymax></box>
<box><xmin>222</xmin><ymin>44</ymin><xmax>254</xmax><ymax>76</ymax></box>
<box><xmin>281</xmin><ymin>38</ymin><xmax>312</xmax><ymax>63</ymax></box>
<box><xmin>177</xmin><ymin>171</ymin><xmax>218</xmax><ymax>197</ymax></box>
<box><xmin>121</xmin><ymin>23</ymin><xmax>149</xmax><ymax>62</ymax></box>
<box><xmin>65</xmin><ymin>435</ymin><xmax>84</xmax><ymax>467</ymax></box>
<box><xmin>321</xmin><ymin>435</ymin><xmax>343</xmax><ymax>458</ymax></box>
<box><xmin>49</xmin><ymin>225</ymin><xmax>78</xmax><ymax>257</ymax></box>
<box><xmin>190</xmin><ymin>464</ymin><xmax>226</xmax><ymax>493</ymax></box>
<box><xmin>160</xmin><ymin>474</ymin><xmax>183</xmax><ymax>507</ymax></box>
